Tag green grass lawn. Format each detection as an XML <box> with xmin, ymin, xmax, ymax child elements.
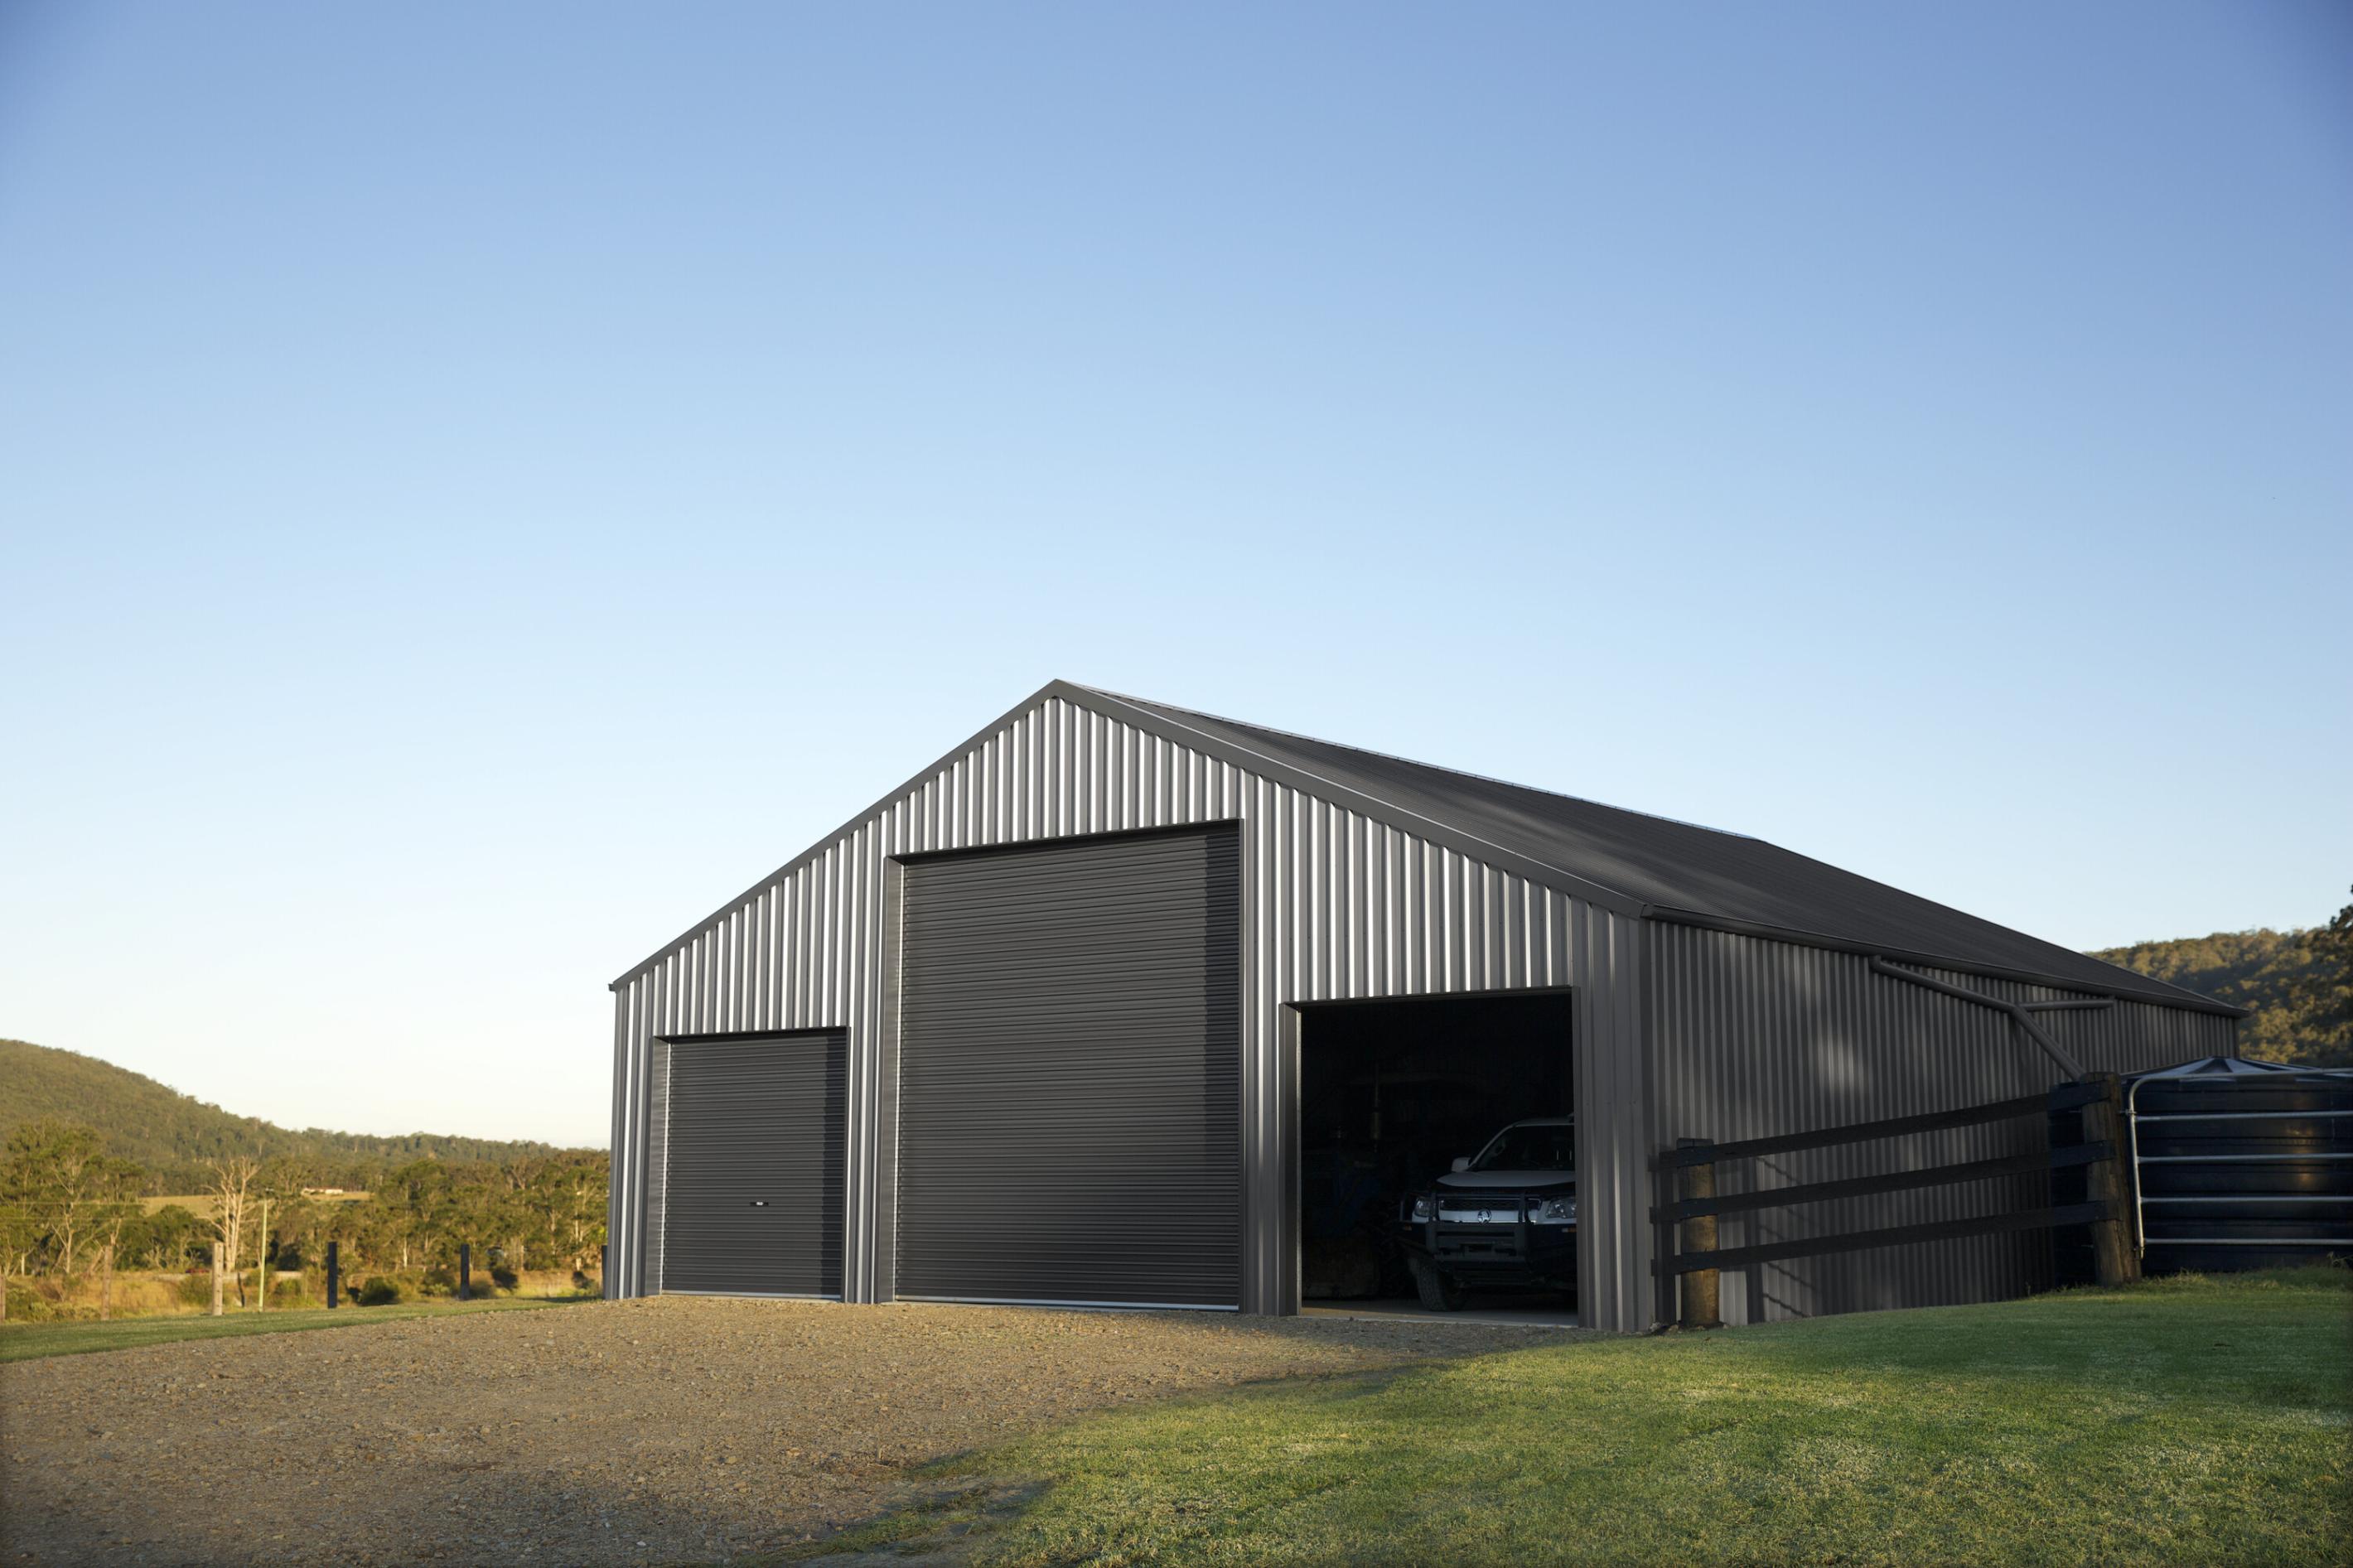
<box><xmin>0</xmin><ymin>1295</ymin><xmax>585</xmax><ymax>1363</ymax></box>
<box><xmin>892</xmin><ymin>1268</ymin><xmax>2352</xmax><ymax>1567</ymax></box>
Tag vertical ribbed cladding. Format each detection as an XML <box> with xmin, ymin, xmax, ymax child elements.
<box><xmin>1645</xmin><ymin>923</ymin><xmax>2235</xmax><ymax>1324</ymax></box>
<box><xmin>605</xmin><ymin>983</ymin><xmax>628</xmax><ymax>1298</ymax></box>
<box><xmin>1572</xmin><ymin>900</ymin><xmax>1651</xmax><ymax>1333</ymax></box>
<box><xmin>609</xmin><ymin>692</ymin><xmax>1653</xmax><ymax>1324</ymax></box>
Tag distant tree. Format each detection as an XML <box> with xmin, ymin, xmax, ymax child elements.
<box><xmin>124</xmin><ymin>1204</ymin><xmax>205</xmax><ymax>1271</ymax></box>
<box><xmin>8</xmin><ymin>1119</ymin><xmax>107</xmax><ymax>1276</ymax></box>
<box><xmin>0</xmin><ymin>1131</ymin><xmax>38</xmax><ymax>1320</ymax></box>
<box><xmin>88</xmin><ymin>1155</ymin><xmax>144</xmax><ymax>1321</ymax></box>
<box><xmin>521</xmin><ymin>1153</ymin><xmax>608</xmax><ymax>1272</ymax></box>
<box><xmin>208</xmin><ymin>1155</ymin><xmax>259</xmax><ymax>1314</ymax></box>
<box><xmin>264</xmin><ymin>1182</ymin><xmax>331</xmax><ymax>1273</ymax></box>
<box><xmin>2282</xmin><ymin>886</ymin><xmax>2352</xmax><ymax>1069</ymax></box>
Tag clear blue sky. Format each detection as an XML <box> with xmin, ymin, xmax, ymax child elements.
<box><xmin>2</xmin><ymin>3</ymin><xmax>2346</xmax><ymax>1147</ymax></box>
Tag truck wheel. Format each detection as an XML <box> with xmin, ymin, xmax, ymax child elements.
<box><xmin>1411</xmin><ymin>1260</ymin><xmax>1465</xmax><ymax>1312</ymax></box>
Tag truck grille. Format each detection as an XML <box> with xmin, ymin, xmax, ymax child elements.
<box><xmin>1436</xmin><ymin>1194</ymin><xmax>1527</xmax><ymax>1224</ymax></box>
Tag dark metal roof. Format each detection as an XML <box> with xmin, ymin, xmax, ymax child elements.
<box><xmin>1079</xmin><ymin>684</ymin><xmax>2239</xmax><ymax>1016</ymax></box>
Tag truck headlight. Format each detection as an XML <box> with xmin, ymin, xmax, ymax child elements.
<box><xmin>1538</xmin><ymin>1196</ymin><xmax>1575</xmax><ymax>1224</ymax></box>
<box><xmin>1409</xmin><ymin>1195</ymin><xmax>1434</xmax><ymax>1221</ymax></box>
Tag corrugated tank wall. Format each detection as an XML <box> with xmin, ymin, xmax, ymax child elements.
<box><xmin>1646</xmin><ymin>923</ymin><xmax>2235</xmax><ymax>1324</ymax></box>
<box><xmin>608</xmin><ymin>692</ymin><xmax>1655</xmax><ymax>1326</ymax></box>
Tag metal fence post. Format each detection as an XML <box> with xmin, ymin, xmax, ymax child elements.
<box><xmin>1677</xmin><ymin>1137</ymin><xmax>1722</xmax><ymax>1329</ymax></box>
<box><xmin>2081</xmin><ymin>1073</ymin><xmax>2140</xmax><ymax>1287</ymax></box>
<box><xmin>459</xmin><ymin>1243</ymin><xmax>471</xmax><ymax>1301</ymax></box>
<box><xmin>326</xmin><ymin>1241</ymin><xmax>339</xmax><ymax>1310</ymax></box>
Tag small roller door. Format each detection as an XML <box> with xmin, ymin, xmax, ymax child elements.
<box><xmin>896</xmin><ymin>827</ymin><xmax>1242</xmax><ymax>1306</ymax></box>
<box><xmin>663</xmin><ymin>1031</ymin><xmax>847</xmax><ymax>1295</ymax></box>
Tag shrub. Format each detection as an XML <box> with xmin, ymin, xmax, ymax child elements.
<box><xmin>419</xmin><ymin>1266</ymin><xmax>457</xmax><ymax>1297</ymax></box>
<box><xmin>490</xmin><ymin>1264</ymin><xmax>519</xmax><ymax>1292</ymax></box>
<box><xmin>177</xmin><ymin>1272</ymin><xmax>215</xmax><ymax>1309</ymax></box>
<box><xmin>572</xmin><ymin>1269</ymin><xmax>593</xmax><ymax>1292</ymax></box>
<box><xmin>355</xmin><ymin>1276</ymin><xmax>404</xmax><ymax>1307</ymax></box>
<box><xmin>5</xmin><ymin>1286</ymin><xmax>61</xmax><ymax>1322</ymax></box>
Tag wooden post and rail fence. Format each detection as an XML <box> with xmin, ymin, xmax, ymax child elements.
<box><xmin>1655</xmin><ymin>1073</ymin><xmax>2141</xmax><ymax>1329</ymax></box>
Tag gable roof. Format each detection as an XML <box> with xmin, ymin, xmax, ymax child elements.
<box><xmin>1073</xmin><ymin>684</ymin><xmax>2238</xmax><ymax>1016</ymax></box>
<box><xmin>616</xmin><ymin>678</ymin><xmax>2238</xmax><ymax>1016</ymax></box>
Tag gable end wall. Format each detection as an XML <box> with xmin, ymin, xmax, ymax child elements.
<box><xmin>610</xmin><ymin>693</ymin><xmax>1657</xmax><ymax>1327</ymax></box>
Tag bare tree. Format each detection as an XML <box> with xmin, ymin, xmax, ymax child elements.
<box><xmin>210</xmin><ymin>1156</ymin><xmax>259</xmax><ymax>1313</ymax></box>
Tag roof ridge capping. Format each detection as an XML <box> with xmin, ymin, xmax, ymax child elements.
<box><xmin>1068</xmin><ymin>683</ymin><xmax>1759</xmax><ymax>842</ymax></box>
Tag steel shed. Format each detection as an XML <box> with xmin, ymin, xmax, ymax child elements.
<box><xmin>606</xmin><ymin>680</ymin><xmax>2239</xmax><ymax>1329</ymax></box>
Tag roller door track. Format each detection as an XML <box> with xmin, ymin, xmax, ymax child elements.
<box><xmin>663</xmin><ymin>1032</ymin><xmax>847</xmax><ymax>1296</ymax></box>
<box><xmin>896</xmin><ymin>827</ymin><xmax>1243</xmax><ymax>1308</ymax></box>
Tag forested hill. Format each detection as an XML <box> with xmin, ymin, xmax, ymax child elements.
<box><xmin>0</xmin><ymin>1038</ymin><xmax>588</xmax><ymax>1192</ymax></box>
<box><xmin>2089</xmin><ymin>923</ymin><xmax>2349</xmax><ymax>1069</ymax></box>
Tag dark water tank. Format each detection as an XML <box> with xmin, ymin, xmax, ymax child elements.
<box><xmin>2127</xmin><ymin>1057</ymin><xmax>2353</xmax><ymax>1274</ymax></box>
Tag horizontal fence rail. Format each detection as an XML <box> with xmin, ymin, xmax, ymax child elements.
<box><xmin>1660</xmin><ymin>1203</ymin><xmax>2114</xmax><ymax>1276</ymax></box>
<box><xmin>1655</xmin><ymin>1083</ymin><xmax>2102</xmax><ymax>1170</ymax></box>
<box><xmin>1650</xmin><ymin>1141</ymin><xmax>2112</xmax><ymax>1225</ymax></box>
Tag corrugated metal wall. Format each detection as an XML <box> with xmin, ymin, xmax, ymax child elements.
<box><xmin>1646</xmin><ymin>923</ymin><xmax>2235</xmax><ymax>1324</ymax></box>
<box><xmin>608</xmin><ymin>692</ymin><xmax>1654</xmax><ymax>1326</ymax></box>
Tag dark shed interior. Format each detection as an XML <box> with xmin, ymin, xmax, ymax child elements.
<box><xmin>1296</xmin><ymin>991</ymin><xmax>1573</xmax><ymax>1301</ymax></box>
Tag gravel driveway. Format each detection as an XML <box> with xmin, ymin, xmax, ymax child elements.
<box><xmin>1</xmin><ymin>1297</ymin><xmax>1558</xmax><ymax>1566</ymax></box>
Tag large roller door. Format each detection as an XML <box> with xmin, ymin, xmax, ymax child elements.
<box><xmin>896</xmin><ymin>827</ymin><xmax>1241</xmax><ymax>1307</ymax></box>
<box><xmin>662</xmin><ymin>1031</ymin><xmax>846</xmax><ymax>1295</ymax></box>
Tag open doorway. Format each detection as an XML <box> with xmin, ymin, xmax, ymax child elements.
<box><xmin>1295</xmin><ymin>989</ymin><xmax>1575</xmax><ymax>1321</ymax></box>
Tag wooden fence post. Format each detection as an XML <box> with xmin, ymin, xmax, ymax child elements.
<box><xmin>326</xmin><ymin>1240</ymin><xmax>340</xmax><ymax>1310</ymax></box>
<box><xmin>1677</xmin><ymin>1137</ymin><xmax>1723</xmax><ymax>1329</ymax></box>
<box><xmin>2081</xmin><ymin>1073</ymin><xmax>2140</xmax><ymax>1286</ymax></box>
<box><xmin>459</xmin><ymin>1243</ymin><xmax>471</xmax><ymax>1302</ymax></box>
<box><xmin>210</xmin><ymin>1242</ymin><xmax>224</xmax><ymax>1317</ymax></box>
